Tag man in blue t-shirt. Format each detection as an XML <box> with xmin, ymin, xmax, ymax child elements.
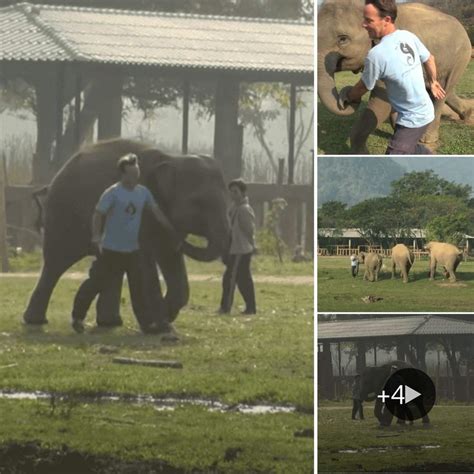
<box><xmin>71</xmin><ymin>153</ymin><xmax>179</xmax><ymax>334</ymax></box>
<box><xmin>339</xmin><ymin>0</ymin><xmax>446</xmax><ymax>155</ymax></box>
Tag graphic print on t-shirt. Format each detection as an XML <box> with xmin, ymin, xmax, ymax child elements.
<box><xmin>400</xmin><ymin>42</ymin><xmax>415</xmax><ymax>65</ymax></box>
<box><xmin>125</xmin><ymin>202</ymin><xmax>137</xmax><ymax>216</ymax></box>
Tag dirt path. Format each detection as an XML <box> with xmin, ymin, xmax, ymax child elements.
<box><xmin>0</xmin><ymin>272</ymin><xmax>313</xmax><ymax>285</ymax></box>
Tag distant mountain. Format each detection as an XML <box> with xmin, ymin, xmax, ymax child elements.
<box><xmin>317</xmin><ymin>157</ymin><xmax>405</xmax><ymax>206</ymax></box>
<box><xmin>318</xmin><ymin>156</ymin><xmax>474</xmax><ymax>206</ymax></box>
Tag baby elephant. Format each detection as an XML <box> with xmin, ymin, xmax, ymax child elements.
<box><xmin>359</xmin><ymin>252</ymin><xmax>383</xmax><ymax>282</ymax></box>
<box><xmin>424</xmin><ymin>241</ymin><xmax>463</xmax><ymax>282</ymax></box>
<box><xmin>391</xmin><ymin>244</ymin><xmax>414</xmax><ymax>283</ymax></box>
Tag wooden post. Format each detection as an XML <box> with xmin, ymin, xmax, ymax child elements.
<box><xmin>337</xmin><ymin>342</ymin><xmax>342</xmax><ymax>376</ymax></box>
<box><xmin>55</xmin><ymin>64</ymin><xmax>65</xmax><ymax>163</ymax></box>
<box><xmin>98</xmin><ymin>70</ymin><xmax>123</xmax><ymax>140</ymax></box>
<box><xmin>182</xmin><ymin>79</ymin><xmax>190</xmax><ymax>155</ymax></box>
<box><xmin>373</xmin><ymin>341</ymin><xmax>377</xmax><ymax>366</ymax></box>
<box><xmin>74</xmin><ymin>70</ymin><xmax>82</xmax><ymax>149</ymax></box>
<box><xmin>277</xmin><ymin>158</ymin><xmax>285</xmax><ymax>185</ymax></box>
<box><xmin>214</xmin><ymin>77</ymin><xmax>242</xmax><ymax>180</ymax></box>
<box><xmin>0</xmin><ymin>155</ymin><xmax>9</xmax><ymax>272</ymax></box>
<box><xmin>288</xmin><ymin>82</ymin><xmax>296</xmax><ymax>185</ymax></box>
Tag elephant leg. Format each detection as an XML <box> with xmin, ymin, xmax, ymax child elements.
<box><xmin>23</xmin><ymin>250</ymin><xmax>82</xmax><ymax>324</ymax></box>
<box><xmin>447</xmin><ymin>266</ymin><xmax>457</xmax><ymax>283</ymax></box>
<box><xmin>445</xmin><ymin>91</ymin><xmax>473</xmax><ymax>123</ymax></box>
<box><xmin>391</xmin><ymin>261</ymin><xmax>396</xmax><ymax>279</ymax></box>
<box><xmin>421</xmin><ymin>98</ymin><xmax>446</xmax><ymax>145</ymax></box>
<box><xmin>95</xmin><ymin>269</ymin><xmax>124</xmax><ymax>327</ymax></box>
<box><xmin>429</xmin><ymin>258</ymin><xmax>436</xmax><ymax>280</ymax></box>
<box><xmin>350</xmin><ymin>86</ymin><xmax>391</xmax><ymax>154</ymax></box>
<box><xmin>401</xmin><ymin>264</ymin><xmax>408</xmax><ymax>284</ymax></box>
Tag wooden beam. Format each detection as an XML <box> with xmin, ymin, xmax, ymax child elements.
<box><xmin>288</xmin><ymin>82</ymin><xmax>296</xmax><ymax>185</ymax></box>
<box><xmin>74</xmin><ymin>70</ymin><xmax>82</xmax><ymax>148</ymax></box>
<box><xmin>0</xmin><ymin>154</ymin><xmax>9</xmax><ymax>272</ymax></box>
<box><xmin>181</xmin><ymin>79</ymin><xmax>190</xmax><ymax>154</ymax></box>
<box><xmin>55</xmin><ymin>64</ymin><xmax>65</xmax><ymax>162</ymax></box>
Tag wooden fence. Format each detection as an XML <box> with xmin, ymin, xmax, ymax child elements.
<box><xmin>317</xmin><ymin>245</ymin><xmax>430</xmax><ymax>259</ymax></box>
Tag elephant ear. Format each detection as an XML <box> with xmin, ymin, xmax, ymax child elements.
<box><xmin>146</xmin><ymin>161</ymin><xmax>177</xmax><ymax>212</ymax></box>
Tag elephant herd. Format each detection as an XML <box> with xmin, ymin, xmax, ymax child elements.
<box><xmin>357</xmin><ymin>241</ymin><xmax>464</xmax><ymax>283</ymax></box>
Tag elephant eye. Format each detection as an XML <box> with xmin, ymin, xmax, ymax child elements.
<box><xmin>337</xmin><ymin>35</ymin><xmax>350</xmax><ymax>46</ymax></box>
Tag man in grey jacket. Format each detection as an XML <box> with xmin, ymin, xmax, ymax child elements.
<box><xmin>219</xmin><ymin>178</ymin><xmax>257</xmax><ymax>315</ymax></box>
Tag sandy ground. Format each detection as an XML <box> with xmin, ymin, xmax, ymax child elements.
<box><xmin>0</xmin><ymin>272</ymin><xmax>313</xmax><ymax>285</ymax></box>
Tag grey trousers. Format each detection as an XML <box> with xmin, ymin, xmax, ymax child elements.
<box><xmin>386</xmin><ymin>123</ymin><xmax>433</xmax><ymax>155</ymax></box>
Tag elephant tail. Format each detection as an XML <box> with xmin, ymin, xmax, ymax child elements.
<box><xmin>32</xmin><ymin>186</ymin><xmax>49</xmax><ymax>233</ymax></box>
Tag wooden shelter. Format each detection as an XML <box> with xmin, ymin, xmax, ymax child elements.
<box><xmin>318</xmin><ymin>315</ymin><xmax>474</xmax><ymax>401</ymax></box>
<box><xmin>0</xmin><ymin>2</ymin><xmax>313</xmax><ymax>183</ymax></box>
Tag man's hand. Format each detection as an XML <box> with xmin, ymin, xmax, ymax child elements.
<box><xmin>338</xmin><ymin>85</ymin><xmax>363</xmax><ymax>111</ymax></box>
<box><xmin>429</xmin><ymin>80</ymin><xmax>446</xmax><ymax>101</ymax></box>
<box><xmin>91</xmin><ymin>237</ymin><xmax>102</xmax><ymax>256</ymax></box>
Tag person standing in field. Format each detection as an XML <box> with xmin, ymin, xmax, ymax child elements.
<box><xmin>351</xmin><ymin>374</ymin><xmax>365</xmax><ymax>420</ymax></box>
<box><xmin>350</xmin><ymin>255</ymin><xmax>359</xmax><ymax>277</ymax></box>
<box><xmin>71</xmin><ymin>153</ymin><xmax>180</xmax><ymax>335</ymax></box>
<box><xmin>338</xmin><ymin>0</ymin><xmax>446</xmax><ymax>154</ymax></box>
<box><xmin>219</xmin><ymin>178</ymin><xmax>257</xmax><ymax>315</ymax></box>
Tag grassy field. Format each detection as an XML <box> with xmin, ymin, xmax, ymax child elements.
<box><xmin>7</xmin><ymin>250</ymin><xmax>314</xmax><ymax>277</ymax></box>
<box><xmin>0</xmin><ymin>269</ymin><xmax>313</xmax><ymax>472</ymax></box>
<box><xmin>317</xmin><ymin>256</ymin><xmax>474</xmax><ymax>312</ymax></box>
<box><xmin>317</xmin><ymin>61</ymin><xmax>474</xmax><ymax>155</ymax></box>
<box><xmin>318</xmin><ymin>402</ymin><xmax>474</xmax><ymax>472</ymax></box>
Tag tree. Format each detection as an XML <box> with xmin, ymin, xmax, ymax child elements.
<box><xmin>391</xmin><ymin>170</ymin><xmax>472</xmax><ymax>202</ymax></box>
<box><xmin>317</xmin><ymin>201</ymin><xmax>347</xmax><ymax>229</ymax></box>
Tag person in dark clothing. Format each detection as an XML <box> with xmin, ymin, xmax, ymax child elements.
<box><xmin>351</xmin><ymin>374</ymin><xmax>365</xmax><ymax>420</ymax></box>
<box><xmin>71</xmin><ymin>153</ymin><xmax>180</xmax><ymax>334</ymax></box>
<box><xmin>219</xmin><ymin>178</ymin><xmax>257</xmax><ymax>315</ymax></box>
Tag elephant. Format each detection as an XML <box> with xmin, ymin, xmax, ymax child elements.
<box><xmin>424</xmin><ymin>241</ymin><xmax>463</xmax><ymax>282</ymax></box>
<box><xmin>23</xmin><ymin>139</ymin><xmax>230</xmax><ymax>329</ymax></box>
<box><xmin>360</xmin><ymin>361</ymin><xmax>431</xmax><ymax>427</ymax></box>
<box><xmin>359</xmin><ymin>251</ymin><xmax>382</xmax><ymax>282</ymax></box>
<box><xmin>391</xmin><ymin>244</ymin><xmax>414</xmax><ymax>283</ymax></box>
<box><xmin>318</xmin><ymin>0</ymin><xmax>472</xmax><ymax>153</ymax></box>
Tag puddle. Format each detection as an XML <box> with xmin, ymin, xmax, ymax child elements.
<box><xmin>339</xmin><ymin>445</ymin><xmax>441</xmax><ymax>454</ymax></box>
<box><xmin>0</xmin><ymin>390</ymin><xmax>297</xmax><ymax>415</ymax></box>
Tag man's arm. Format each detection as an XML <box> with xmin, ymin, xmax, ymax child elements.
<box><xmin>91</xmin><ymin>210</ymin><xmax>105</xmax><ymax>252</ymax></box>
<box><xmin>423</xmin><ymin>55</ymin><xmax>446</xmax><ymax>100</ymax></box>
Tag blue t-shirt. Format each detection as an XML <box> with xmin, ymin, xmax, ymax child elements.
<box><xmin>361</xmin><ymin>30</ymin><xmax>434</xmax><ymax>128</ymax></box>
<box><xmin>96</xmin><ymin>183</ymin><xmax>157</xmax><ymax>253</ymax></box>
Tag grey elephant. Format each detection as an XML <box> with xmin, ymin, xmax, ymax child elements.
<box><xmin>23</xmin><ymin>139</ymin><xmax>230</xmax><ymax>329</ymax></box>
<box><xmin>424</xmin><ymin>241</ymin><xmax>463</xmax><ymax>282</ymax></box>
<box><xmin>360</xmin><ymin>361</ymin><xmax>431</xmax><ymax>427</ymax></box>
<box><xmin>391</xmin><ymin>244</ymin><xmax>414</xmax><ymax>283</ymax></box>
<box><xmin>359</xmin><ymin>251</ymin><xmax>382</xmax><ymax>282</ymax></box>
<box><xmin>318</xmin><ymin>0</ymin><xmax>472</xmax><ymax>153</ymax></box>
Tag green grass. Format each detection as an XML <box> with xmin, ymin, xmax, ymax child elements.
<box><xmin>8</xmin><ymin>250</ymin><xmax>314</xmax><ymax>277</ymax></box>
<box><xmin>318</xmin><ymin>403</ymin><xmax>474</xmax><ymax>472</ymax></box>
<box><xmin>317</xmin><ymin>256</ymin><xmax>474</xmax><ymax>312</ymax></box>
<box><xmin>0</xmin><ymin>400</ymin><xmax>313</xmax><ymax>473</ymax></box>
<box><xmin>317</xmin><ymin>61</ymin><xmax>474</xmax><ymax>155</ymax></box>
<box><xmin>0</xmin><ymin>276</ymin><xmax>313</xmax><ymax>471</ymax></box>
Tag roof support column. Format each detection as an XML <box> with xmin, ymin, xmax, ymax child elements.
<box><xmin>356</xmin><ymin>341</ymin><xmax>367</xmax><ymax>374</ymax></box>
<box><xmin>182</xmin><ymin>79</ymin><xmax>190</xmax><ymax>155</ymax></box>
<box><xmin>0</xmin><ymin>154</ymin><xmax>9</xmax><ymax>272</ymax></box>
<box><xmin>214</xmin><ymin>77</ymin><xmax>243</xmax><ymax>181</ymax></box>
<box><xmin>55</xmin><ymin>64</ymin><xmax>65</xmax><ymax>164</ymax></box>
<box><xmin>287</xmin><ymin>81</ymin><xmax>296</xmax><ymax>185</ymax></box>
<box><xmin>74</xmin><ymin>70</ymin><xmax>82</xmax><ymax>149</ymax></box>
<box><xmin>98</xmin><ymin>70</ymin><xmax>123</xmax><ymax>140</ymax></box>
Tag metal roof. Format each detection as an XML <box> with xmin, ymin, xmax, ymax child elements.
<box><xmin>0</xmin><ymin>2</ymin><xmax>314</xmax><ymax>73</ymax></box>
<box><xmin>318</xmin><ymin>316</ymin><xmax>474</xmax><ymax>341</ymax></box>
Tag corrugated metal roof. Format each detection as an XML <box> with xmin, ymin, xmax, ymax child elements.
<box><xmin>0</xmin><ymin>2</ymin><xmax>313</xmax><ymax>73</ymax></box>
<box><xmin>318</xmin><ymin>316</ymin><xmax>474</xmax><ymax>340</ymax></box>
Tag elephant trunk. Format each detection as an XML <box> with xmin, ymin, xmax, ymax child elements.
<box><xmin>318</xmin><ymin>51</ymin><xmax>358</xmax><ymax>116</ymax></box>
<box><xmin>181</xmin><ymin>238</ymin><xmax>224</xmax><ymax>262</ymax></box>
